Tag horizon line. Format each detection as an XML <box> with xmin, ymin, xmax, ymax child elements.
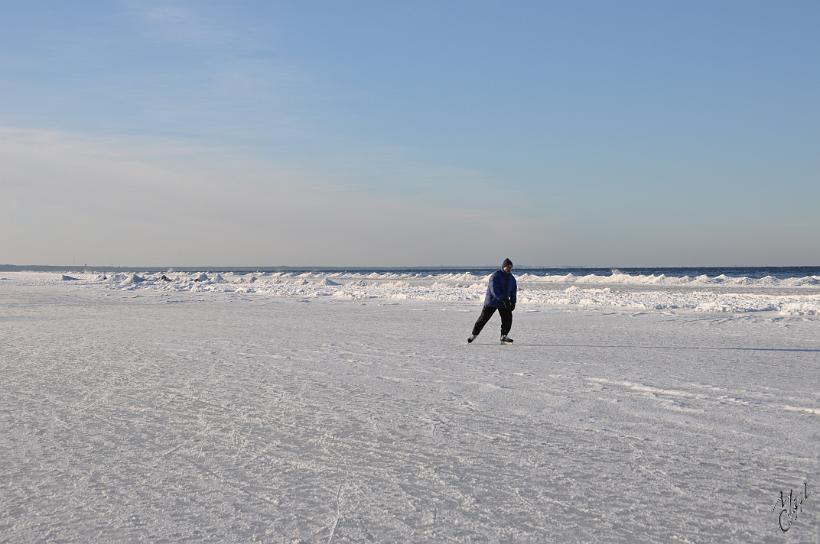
<box><xmin>3</xmin><ymin>263</ymin><xmax>820</xmax><ymax>271</ymax></box>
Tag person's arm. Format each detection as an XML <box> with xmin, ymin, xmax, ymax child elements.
<box><xmin>511</xmin><ymin>277</ymin><xmax>517</xmax><ymax>308</ymax></box>
<box><xmin>488</xmin><ymin>272</ymin><xmax>504</xmax><ymax>304</ymax></box>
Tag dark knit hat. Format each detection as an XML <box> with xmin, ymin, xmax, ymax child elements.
<box><xmin>502</xmin><ymin>258</ymin><xmax>513</xmax><ymax>268</ymax></box>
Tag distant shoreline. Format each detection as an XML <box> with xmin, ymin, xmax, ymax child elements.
<box><xmin>3</xmin><ymin>264</ymin><xmax>820</xmax><ymax>280</ymax></box>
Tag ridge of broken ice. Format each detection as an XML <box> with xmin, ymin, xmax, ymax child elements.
<box><xmin>26</xmin><ymin>271</ymin><xmax>820</xmax><ymax>317</ymax></box>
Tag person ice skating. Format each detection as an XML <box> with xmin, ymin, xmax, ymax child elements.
<box><xmin>468</xmin><ymin>258</ymin><xmax>517</xmax><ymax>344</ymax></box>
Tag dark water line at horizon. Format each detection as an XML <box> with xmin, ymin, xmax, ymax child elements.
<box><xmin>3</xmin><ymin>264</ymin><xmax>820</xmax><ymax>280</ymax></box>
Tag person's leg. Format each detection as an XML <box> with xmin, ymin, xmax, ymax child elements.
<box><xmin>471</xmin><ymin>306</ymin><xmax>496</xmax><ymax>336</ymax></box>
<box><xmin>499</xmin><ymin>308</ymin><xmax>513</xmax><ymax>337</ymax></box>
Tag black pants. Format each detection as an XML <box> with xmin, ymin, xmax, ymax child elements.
<box><xmin>472</xmin><ymin>305</ymin><xmax>512</xmax><ymax>337</ymax></box>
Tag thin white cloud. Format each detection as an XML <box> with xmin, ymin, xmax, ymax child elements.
<box><xmin>125</xmin><ymin>0</ymin><xmax>229</xmax><ymax>47</ymax></box>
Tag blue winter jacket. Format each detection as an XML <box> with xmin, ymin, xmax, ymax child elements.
<box><xmin>483</xmin><ymin>269</ymin><xmax>517</xmax><ymax>309</ymax></box>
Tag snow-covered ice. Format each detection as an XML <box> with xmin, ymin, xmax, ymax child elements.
<box><xmin>1</xmin><ymin>272</ymin><xmax>818</xmax><ymax>542</ymax></box>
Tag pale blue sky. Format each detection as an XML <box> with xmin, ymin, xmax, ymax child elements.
<box><xmin>1</xmin><ymin>1</ymin><xmax>818</xmax><ymax>266</ymax></box>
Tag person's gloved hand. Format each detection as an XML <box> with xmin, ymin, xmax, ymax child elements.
<box><xmin>510</xmin><ymin>302</ymin><xmax>515</xmax><ymax>311</ymax></box>
<box><xmin>502</xmin><ymin>297</ymin><xmax>513</xmax><ymax>310</ymax></box>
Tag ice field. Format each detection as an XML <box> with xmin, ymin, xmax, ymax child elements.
<box><xmin>1</xmin><ymin>272</ymin><xmax>819</xmax><ymax>542</ymax></box>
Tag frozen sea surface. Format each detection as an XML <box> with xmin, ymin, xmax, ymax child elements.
<box><xmin>1</xmin><ymin>273</ymin><xmax>818</xmax><ymax>542</ymax></box>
